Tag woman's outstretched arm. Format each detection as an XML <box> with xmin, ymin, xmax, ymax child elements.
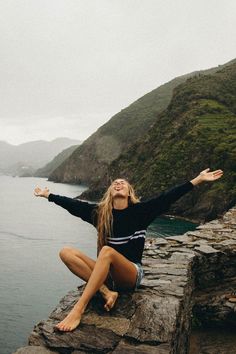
<box><xmin>34</xmin><ymin>187</ymin><xmax>97</xmax><ymax>225</ymax></box>
<box><xmin>140</xmin><ymin>168</ymin><xmax>223</xmax><ymax>223</ymax></box>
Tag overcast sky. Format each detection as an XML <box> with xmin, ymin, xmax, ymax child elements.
<box><xmin>0</xmin><ymin>0</ymin><xmax>235</xmax><ymax>145</ymax></box>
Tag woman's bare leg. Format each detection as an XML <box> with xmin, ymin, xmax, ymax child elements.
<box><xmin>59</xmin><ymin>247</ymin><xmax>118</xmax><ymax>311</ymax></box>
<box><xmin>56</xmin><ymin>246</ymin><xmax>138</xmax><ymax>331</ymax></box>
<box><xmin>59</xmin><ymin>246</ymin><xmax>95</xmax><ymax>280</ymax></box>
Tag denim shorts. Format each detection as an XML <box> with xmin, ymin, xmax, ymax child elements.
<box><xmin>132</xmin><ymin>262</ymin><xmax>144</xmax><ymax>290</ymax></box>
<box><xmin>109</xmin><ymin>262</ymin><xmax>144</xmax><ymax>291</ymax></box>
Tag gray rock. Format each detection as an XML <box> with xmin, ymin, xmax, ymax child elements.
<box><xmin>220</xmin><ymin>239</ymin><xmax>236</xmax><ymax>246</ymax></box>
<box><xmin>165</xmin><ymin>234</ymin><xmax>192</xmax><ymax>243</ymax></box>
<box><xmin>126</xmin><ymin>295</ymin><xmax>180</xmax><ymax>343</ymax></box>
<box><xmin>12</xmin><ymin>347</ymin><xmax>59</xmax><ymax>354</ymax></box>
<box><xmin>196</xmin><ymin>222</ymin><xmax>223</xmax><ymax>230</ymax></box>
<box><xmin>113</xmin><ymin>340</ymin><xmax>170</xmax><ymax>353</ymax></box>
<box><xmin>194</xmin><ymin>244</ymin><xmax>221</xmax><ymax>254</ymax></box>
<box><xmin>190</xmin><ymin>326</ymin><xmax>236</xmax><ymax>354</ymax></box>
<box><xmin>154</xmin><ymin>238</ymin><xmax>169</xmax><ymax>245</ymax></box>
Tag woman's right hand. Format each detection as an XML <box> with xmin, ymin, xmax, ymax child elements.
<box><xmin>34</xmin><ymin>186</ymin><xmax>50</xmax><ymax>199</ymax></box>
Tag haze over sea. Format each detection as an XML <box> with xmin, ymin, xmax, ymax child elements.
<box><xmin>0</xmin><ymin>175</ymin><xmax>196</xmax><ymax>354</ymax></box>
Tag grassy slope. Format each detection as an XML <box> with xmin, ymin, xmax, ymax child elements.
<box><xmin>100</xmin><ymin>63</ymin><xmax>236</xmax><ymax>221</ymax></box>
<box><xmin>81</xmin><ymin>63</ymin><xmax>236</xmax><ymax>220</ymax></box>
<box><xmin>48</xmin><ymin>61</ymin><xmax>235</xmax><ymax>185</ymax></box>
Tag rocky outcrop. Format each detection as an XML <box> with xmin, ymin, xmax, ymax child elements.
<box><xmin>14</xmin><ymin>207</ymin><xmax>236</xmax><ymax>354</ymax></box>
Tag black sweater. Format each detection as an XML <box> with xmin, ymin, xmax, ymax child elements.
<box><xmin>48</xmin><ymin>181</ymin><xmax>194</xmax><ymax>264</ymax></box>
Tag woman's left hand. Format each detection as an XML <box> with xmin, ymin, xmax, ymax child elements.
<box><xmin>199</xmin><ymin>168</ymin><xmax>224</xmax><ymax>182</ymax></box>
<box><xmin>190</xmin><ymin>168</ymin><xmax>223</xmax><ymax>186</ymax></box>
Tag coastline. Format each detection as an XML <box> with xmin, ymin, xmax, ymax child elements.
<box><xmin>164</xmin><ymin>213</ymin><xmax>201</xmax><ymax>225</ymax></box>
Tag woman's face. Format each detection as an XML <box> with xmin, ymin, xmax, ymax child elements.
<box><xmin>110</xmin><ymin>179</ymin><xmax>130</xmax><ymax>199</ymax></box>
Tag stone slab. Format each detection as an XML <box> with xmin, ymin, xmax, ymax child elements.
<box><xmin>113</xmin><ymin>340</ymin><xmax>171</xmax><ymax>353</ymax></box>
<box><xmin>165</xmin><ymin>234</ymin><xmax>192</xmax><ymax>243</ymax></box>
<box><xmin>12</xmin><ymin>347</ymin><xmax>59</xmax><ymax>354</ymax></box>
<box><xmin>194</xmin><ymin>245</ymin><xmax>221</xmax><ymax>254</ymax></box>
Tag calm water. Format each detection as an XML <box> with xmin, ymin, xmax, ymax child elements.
<box><xmin>0</xmin><ymin>176</ymin><xmax>197</xmax><ymax>354</ymax></box>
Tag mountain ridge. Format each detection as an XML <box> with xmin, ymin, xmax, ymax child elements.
<box><xmin>0</xmin><ymin>137</ymin><xmax>81</xmax><ymax>176</ymax></box>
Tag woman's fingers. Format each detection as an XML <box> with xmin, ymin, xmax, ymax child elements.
<box><xmin>34</xmin><ymin>186</ymin><xmax>50</xmax><ymax>197</ymax></box>
<box><xmin>209</xmin><ymin>170</ymin><xmax>223</xmax><ymax>180</ymax></box>
<box><xmin>200</xmin><ymin>168</ymin><xmax>210</xmax><ymax>175</ymax></box>
<box><xmin>201</xmin><ymin>168</ymin><xmax>223</xmax><ymax>174</ymax></box>
<box><xmin>213</xmin><ymin>172</ymin><xmax>223</xmax><ymax>179</ymax></box>
<box><xmin>211</xmin><ymin>169</ymin><xmax>223</xmax><ymax>175</ymax></box>
<box><xmin>211</xmin><ymin>170</ymin><xmax>223</xmax><ymax>179</ymax></box>
<box><xmin>199</xmin><ymin>168</ymin><xmax>223</xmax><ymax>182</ymax></box>
<box><xmin>34</xmin><ymin>186</ymin><xmax>43</xmax><ymax>196</ymax></box>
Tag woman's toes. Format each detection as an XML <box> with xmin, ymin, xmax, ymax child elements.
<box><xmin>104</xmin><ymin>304</ymin><xmax>110</xmax><ymax>311</ymax></box>
<box><xmin>55</xmin><ymin>322</ymin><xmax>65</xmax><ymax>331</ymax></box>
<box><xmin>105</xmin><ymin>291</ymin><xmax>118</xmax><ymax>311</ymax></box>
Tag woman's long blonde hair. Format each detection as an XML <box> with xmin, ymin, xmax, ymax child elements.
<box><xmin>96</xmin><ymin>179</ymin><xmax>140</xmax><ymax>254</ymax></box>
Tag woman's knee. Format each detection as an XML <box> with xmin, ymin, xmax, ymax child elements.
<box><xmin>99</xmin><ymin>245</ymin><xmax>115</xmax><ymax>261</ymax></box>
<box><xmin>59</xmin><ymin>246</ymin><xmax>76</xmax><ymax>261</ymax></box>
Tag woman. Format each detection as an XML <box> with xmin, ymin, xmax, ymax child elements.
<box><xmin>34</xmin><ymin>168</ymin><xmax>223</xmax><ymax>332</ymax></box>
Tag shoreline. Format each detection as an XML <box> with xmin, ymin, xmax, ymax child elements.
<box><xmin>163</xmin><ymin>213</ymin><xmax>200</xmax><ymax>225</ymax></box>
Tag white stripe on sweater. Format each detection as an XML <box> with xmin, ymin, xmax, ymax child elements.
<box><xmin>107</xmin><ymin>230</ymin><xmax>146</xmax><ymax>242</ymax></box>
<box><xmin>108</xmin><ymin>233</ymin><xmax>146</xmax><ymax>245</ymax></box>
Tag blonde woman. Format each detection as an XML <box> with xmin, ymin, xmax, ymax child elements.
<box><xmin>34</xmin><ymin>168</ymin><xmax>223</xmax><ymax>332</ymax></box>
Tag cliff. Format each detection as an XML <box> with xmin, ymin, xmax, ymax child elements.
<box><xmin>14</xmin><ymin>206</ymin><xmax>236</xmax><ymax>354</ymax></box>
<box><xmin>48</xmin><ymin>59</ymin><xmax>235</xmax><ymax>188</ymax></box>
<box><xmin>34</xmin><ymin>145</ymin><xmax>79</xmax><ymax>178</ymax></box>
<box><xmin>81</xmin><ymin>61</ymin><xmax>236</xmax><ymax>222</ymax></box>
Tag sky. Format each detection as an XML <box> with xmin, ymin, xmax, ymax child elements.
<box><xmin>0</xmin><ymin>0</ymin><xmax>236</xmax><ymax>145</ymax></box>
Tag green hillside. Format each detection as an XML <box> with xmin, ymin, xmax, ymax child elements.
<box><xmin>83</xmin><ymin>62</ymin><xmax>236</xmax><ymax>221</ymax></box>
<box><xmin>48</xmin><ymin>60</ymin><xmax>235</xmax><ymax>185</ymax></box>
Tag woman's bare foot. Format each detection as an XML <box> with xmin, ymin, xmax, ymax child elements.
<box><xmin>55</xmin><ymin>304</ymin><xmax>85</xmax><ymax>332</ymax></box>
<box><xmin>103</xmin><ymin>290</ymin><xmax>118</xmax><ymax>311</ymax></box>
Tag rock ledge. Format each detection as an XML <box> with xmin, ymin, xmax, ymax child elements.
<box><xmin>14</xmin><ymin>207</ymin><xmax>236</xmax><ymax>354</ymax></box>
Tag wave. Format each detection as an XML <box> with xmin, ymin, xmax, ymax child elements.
<box><xmin>0</xmin><ymin>230</ymin><xmax>55</xmax><ymax>241</ymax></box>
<box><xmin>0</xmin><ymin>230</ymin><xmax>82</xmax><ymax>244</ymax></box>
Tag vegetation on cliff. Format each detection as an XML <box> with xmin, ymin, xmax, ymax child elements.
<box><xmin>48</xmin><ymin>61</ymin><xmax>233</xmax><ymax>185</ymax></box>
<box><xmin>85</xmin><ymin>62</ymin><xmax>236</xmax><ymax>221</ymax></box>
<box><xmin>49</xmin><ymin>59</ymin><xmax>236</xmax><ymax>221</ymax></box>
